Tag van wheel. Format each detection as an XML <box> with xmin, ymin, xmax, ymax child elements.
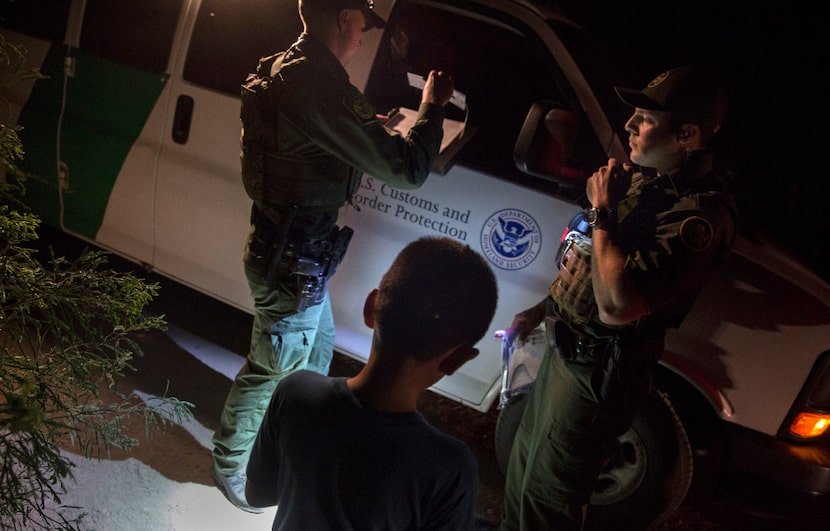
<box><xmin>495</xmin><ymin>388</ymin><xmax>693</xmax><ymax>530</ymax></box>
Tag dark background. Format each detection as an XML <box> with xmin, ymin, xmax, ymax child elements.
<box><xmin>548</xmin><ymin>0</ymin><xmax>828</xmax><ymax>280</ymax></box>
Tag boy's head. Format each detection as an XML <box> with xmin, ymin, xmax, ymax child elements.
<box><xmin>372</xmin><ymin>236</ymin><xmax>498</xmax><ymax>361</ymax></box>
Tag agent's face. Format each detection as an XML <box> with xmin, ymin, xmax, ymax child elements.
<box><xmin>337</xmin><ymin>9</ymin><xmax>367</xmax><ymax>65</ymax></box>
<box><xmin>624</xmin><ymin>108</ymin><xmax>683</xmax><ymax>174</ymax></box>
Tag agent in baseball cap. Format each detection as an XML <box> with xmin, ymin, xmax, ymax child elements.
<box><xmin>500</xmin><ymin>63</ymin><xmax>738</xmax><ymax>531</ymax></box>
<box><xmin>212</xmin><ymin>0</ymin><xmax>453</xmax><ymax>515</ymax></box>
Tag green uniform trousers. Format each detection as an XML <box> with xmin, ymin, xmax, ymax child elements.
<box><xmin>212</xmin><ymin>265</ymin><xmax>335</xmax><ymax>475</ymax></box>
<box><xmin>501</xmin><ymin>336</ymin><xmax>656</xmax><ymax>530</ymax></box>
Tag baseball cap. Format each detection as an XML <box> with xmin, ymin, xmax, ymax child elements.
<box><xmin>615</xmin><ymin>65</ymin><xmax>728</xmax><ymax>134</ymax></box>
<box><xmin>338</xmin><ymin>0</ymin><xmax>386</xmax><ymax>30</ymax></box>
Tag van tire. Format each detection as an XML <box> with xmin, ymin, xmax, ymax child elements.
<box><xmin>495</xmin><ymin>387</ymin><xmax>693</xmax><ymax>530</ymax></box>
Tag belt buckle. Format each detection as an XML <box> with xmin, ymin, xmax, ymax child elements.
<box><xmin>576</xmin><ymin>337</ymin><xmax>607</xmax><ymax>360</ymax></box>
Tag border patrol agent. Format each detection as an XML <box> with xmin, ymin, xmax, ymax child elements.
<box><xmin>500</xmin><ymin>65</ymin><xmax>738</xmax><ymax>530</ymax></box>
<box><xmin>211</xmin><ymin>0</ymin><xmax>455</xmax><ymax>512</ymax></box>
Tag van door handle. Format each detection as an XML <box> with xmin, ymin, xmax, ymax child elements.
<box><xmin>172</xmin><ymin>94</ymin><xmax>194</xmax><ymax>144</ymax></box>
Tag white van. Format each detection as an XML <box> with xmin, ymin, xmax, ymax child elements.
<box><xmin>3</xmin><ymin>0</ymin><xmax>829</xmax><ymax>528</ymax></box>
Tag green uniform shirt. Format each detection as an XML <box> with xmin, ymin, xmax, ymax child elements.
<box><xmin>550</xmin><ymin>151</ymin><xmax>737</xmax><ymax>339</ymax></box>
<box><xmin>246</xmin><ymin>34</ymin><xmax>445</xmax><ymax>242</ymax></box>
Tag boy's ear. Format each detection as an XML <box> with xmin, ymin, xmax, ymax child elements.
<box><xmin>363</xmin><ymin>288</ymin><xmax>378</xmax><ymax>328</ymax></box>
<box><xmin>438</xmin><ymin>346</ymin><xmax>479</xmax><ymax>375</ymax></box>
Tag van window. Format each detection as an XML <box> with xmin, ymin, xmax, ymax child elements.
<box><xmin>80</xmin><ymin>0</ymin><xmax>183</xmax><ymax>74</ymax></box>
<box><xmin>0</xmin><ymin>0</ymin><xmax>71</xmax><ymax>42</ymax></box>
<box><xmin>364</xmin><ymin>0</ymin><xmax>608</xmax><ymax>194</ymax></box>
<box><xmin>183</xmin><ymin>0</ymin><xmax>302</xmax><ymax>97</ymax></box>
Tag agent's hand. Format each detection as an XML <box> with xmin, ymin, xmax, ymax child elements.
<box><xmin>421</xmin><ymin>70</ymin><xmax>454</xmax><ymax>107</ymax></box>
<box><xmin>506</xmin><ymin>298</ymin><xmax>547</xmax><ymax>342</ymax></box>
<box><xmin>586</xmin><ymin>158</ymin><xmax>632</xmax><ymax>208</ymax></box>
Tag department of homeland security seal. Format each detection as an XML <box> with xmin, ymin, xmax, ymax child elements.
<box><xmin>480</xmin><ymin>209</ymin><xmax>541</xmax><ymax>270</ymax></box>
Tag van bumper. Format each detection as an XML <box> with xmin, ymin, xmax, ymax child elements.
<box><xmin>721</xmin><ymin>423</ymin><xmax>830</xmax><ymax>523</ymax></box>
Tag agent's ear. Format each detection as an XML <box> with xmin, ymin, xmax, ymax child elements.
<box><xmin>438</xmin><ymin>346</ymin><xmax>479</xmax><ymax>376</ymax></box>
<box><xmin>337</xmin><ymin>8</ymin><xmax>352</xmax><ymax>32</ymax></box>
<box><xmin>677</xmin><ymin>124</ymin><xmax>699</xmax><ymax>142</ymax></box>
<box><xmin>363</xmin><ymin>288</ymin><xmax>378</xmax><ymax>328</ymax></box>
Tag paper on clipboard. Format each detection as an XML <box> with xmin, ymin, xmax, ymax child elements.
<box><xmin>383</xmin><ymin>72</ymin><xmax>473</xmax><ymax>173</ymax></box>
<box><xmin>406</xmin><ymin>72</ymin><xmax>467</xmax><ymax>111</ymax></box>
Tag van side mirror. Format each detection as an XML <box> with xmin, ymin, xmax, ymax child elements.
<box><xmin>514</xmin><ymin>100</ymin><xmax>587</xmax><ymax>189</ymax></box>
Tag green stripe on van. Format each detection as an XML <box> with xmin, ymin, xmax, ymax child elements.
<box><xmin>15</xmin><ymin>44</ymin><xmax>63</xmax><ymax>229</ymax></box>
<box><xmin>18</xmin><ymin>45</ymin><xmax>168</xmax><ymax>238</ymax></box>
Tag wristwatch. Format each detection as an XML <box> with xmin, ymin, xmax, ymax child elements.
<box><xmin>586</xmin><ymin>207</ymin><xmax>615</xmax><ymax>229</ymax></box>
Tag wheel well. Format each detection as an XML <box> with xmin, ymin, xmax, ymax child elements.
<box><xmin>653</xmin><ymin>365</ymin><xmax>727</xmax><ymax>504</ymax></box>
<box><xmin>653</xmin><ymin>366</ymin><xmax>723</xmax><ymax>450</ymax></box>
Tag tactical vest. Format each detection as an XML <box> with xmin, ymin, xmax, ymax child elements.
<box><xmin>550</xmin><ymin>171</ymin><xmax>738</xmax><ymax>333</ymax></box>
<box><xmin>240</xmin><ymin>52</ymin><xmax>358</xmax><ymax>211</ymax></box>
<box><xmin>549</xmin><ymin>228</ymin><xmax>598</xmax><ymax>326</ymax></box>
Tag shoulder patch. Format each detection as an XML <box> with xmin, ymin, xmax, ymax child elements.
<box><xmin>343</xmin><ymin>92</ymin><xmax>376</xmax><ymax>124</ymax></box>
<box><xmin>679</xmin><ymin>216</ymin><xmax>713</xmax><ymax>251</ymax></box>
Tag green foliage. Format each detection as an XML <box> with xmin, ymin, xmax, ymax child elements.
<box><xmin>0</xmin><ymin>32</ymin><xmax>45</xmax><ymax>91</ymax></box>
<box><xmin>1</xmin><ymin>32</ymin><xmax>45</xmax><ymax>208</ymax></box>
<box><xmin>0</xmin><ymin>37</ymin><xmax>193</xmax><ymax>530</ymax></box>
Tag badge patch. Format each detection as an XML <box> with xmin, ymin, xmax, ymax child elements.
<box><xmin>648</xmin><ymin>71</ymin><xmax>669</xmax><ymax>88</ymax></box>
<box><xmin>679</xmin><ymin>216</ymin><xmax>713</xmax><ymax>251</ymax></box>
<box><xmin>343</xmin><ymin>92</ymin><xmax>376</xmax><ymax>123</ymax></box>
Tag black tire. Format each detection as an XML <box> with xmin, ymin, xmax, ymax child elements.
<box><xmin>495</xmin><ymin>387</ymin><xmax>693</xmax><ymax>530</ymax></box>
<box><xmin>494</xmin><ymin>390</ymin><xmax>529</xmax><ymax>473</ymax></box>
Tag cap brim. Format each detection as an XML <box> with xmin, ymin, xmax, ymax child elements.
<box><xmin>614</xmin><ymin>86</ymin><xmax>664</xmax><ymax>110</ymax></box>
<box><xmin>364</xmin><ymin>9</ymin><xmax>386</xmax><ymax>30</ymax></box>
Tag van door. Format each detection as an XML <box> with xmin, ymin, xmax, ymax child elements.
<box><xmin>79</xmin><ymin>0</ymin><xmax>185</xmax><ymax>265</ymax></box>
<box><xmin>150</xmin><ymin>0</ymin><xmax>302</xmax><ymax>310</ymax></box>
<box><xmin>3</xmin><ymin>0</ymin><xmax>185</xmax><ymax>265</ymax></box>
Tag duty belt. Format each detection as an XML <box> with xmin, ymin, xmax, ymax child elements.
<box><xmin>545</xmin><ymin>317</ymin><xmax>612</xmax><ymax>362</ymax></box>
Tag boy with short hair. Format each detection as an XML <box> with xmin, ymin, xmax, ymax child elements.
<box><xmin>246</xmin><ymin>236</ymin><xmax>499</xmax><ymax>530</ymax></box>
